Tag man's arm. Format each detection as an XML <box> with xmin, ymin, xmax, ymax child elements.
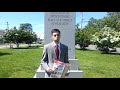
<box><xmin>41</xmin><ymin>45</ymin><xmax>49</xmax><ymax>71</ymax></box>
<box><xmin>65</xmin><ymin>46</ymin><xmax>69</xmax><ymax>63</ymax></box>
<box><xmin>64</xmin><ymin>46</ymin><xmax>70</xmax><ymax>77</ymax></box>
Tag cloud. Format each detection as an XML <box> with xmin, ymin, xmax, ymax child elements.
<box><xmin>35</xmin><ymin>24</ymin><xmax>44</xmax><ymax>28</ymax></box>
<box><xmin>35</xmin><ymin>31</ymin><xmax>44</xmax><ymax>39</ymax></box>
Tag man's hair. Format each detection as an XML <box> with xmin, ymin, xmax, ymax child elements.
<box><xmin>51</xmin><ymin>29</ymin><xmax>60</xmax><ymax>35</ymax></box>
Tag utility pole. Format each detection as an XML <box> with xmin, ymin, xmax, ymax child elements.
<box><xmin>80</xmin><ymin>12</ymin><xmax>83</xmax><ymax>30</ymax></box>
<box><xmin>6</xmin><ymin>22</ymin><xmax>9</xmax><ymax>31</ymax></box>
<box><xmin>80</xmin><ymin>12</ymin><xmax>89</xmax><ymax>29</ymax></box>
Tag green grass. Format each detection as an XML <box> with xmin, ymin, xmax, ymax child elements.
<box><xmin>76</xmin><ymin>49</ymin><xmax>120</xmax><ymax>78</ymax></box>
<box><xmin>0</xmin><ymin>46</ymin><xmax>42</xmax><ymax>78</ymax></box>
<box><xmin>0</xmin><ymin>47</ymin><xmax>120</xmax><ymax>78</ymax></box>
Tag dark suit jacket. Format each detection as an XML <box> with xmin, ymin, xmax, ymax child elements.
<box><xmin>41</xmin><ymin>42</ymin><xmax>69</xmax><ymax>78</ymax></box>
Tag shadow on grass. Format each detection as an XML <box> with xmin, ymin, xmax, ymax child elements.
<box><xmin>13</xmin><ymin>46</ymin><xmax>41</xmax><ymax>49</ymax></box>
<box><xmin>101</xmin><ymin>52</ymin><xmax>120</xmax><ymax>55</ymax></box>
<box><xmin>76</xmin><ymin>48</ymin><xmax>120</xmax><ymax>55</ymax></box>
<box><xmin>75</xmin><ymin>48</ymin><xmax>95</xmax><ymax>51</ymax></box>
<box><xmin>0</xmin><ymin>52</ymin><xmax>12</xmax><ymax>56</ymax></box>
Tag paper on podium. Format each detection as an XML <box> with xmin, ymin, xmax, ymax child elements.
<box><xmin>50</xmin><ymin>60</ymin><xmax>70</xmax><ymax>78</ymax></box>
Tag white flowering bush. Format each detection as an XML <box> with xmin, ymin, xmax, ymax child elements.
<box><xmin>91</xmin><ymin>26</ymin><xmax>120</xmax><ymax>52</ymax></box>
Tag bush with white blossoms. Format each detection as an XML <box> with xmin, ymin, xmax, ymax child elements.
<box><xmin>91</xmin><ymin>25</ymin><xmax>120</xmax><ymax>52</ymax></box>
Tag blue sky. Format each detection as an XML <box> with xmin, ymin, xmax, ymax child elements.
<box><xmin>0</xmin><ymin>12</ymin><xmax>107</xmax><ymax>39</ymax></box>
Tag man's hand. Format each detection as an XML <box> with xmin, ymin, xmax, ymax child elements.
<box><xmin>47</xmin><ymin>67</ymin><xmax>54</xmax><ymax>73</ymax></box>
<box><xmin>65</xmin><ymin>63</ymin><xmax>70</xmax><ymax>77</ymax></box>
<box><xmin>65</xmin><ymin>72</ymin><xmax>70</xmax><ymax>77</ymax></box>
<box><xmin>65</xmin><ymin>63</ymin><xmax>70</xmax><ymax>68</ymax></box>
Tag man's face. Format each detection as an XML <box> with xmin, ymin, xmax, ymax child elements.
<box><xmin>52</xmin><ymin>32</ymin><xmax>60</xmax><ymax>42</ymax></box>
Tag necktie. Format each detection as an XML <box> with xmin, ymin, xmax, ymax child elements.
<box><xmin>56</xmin><ymin>44</ymin><xmax>59</xmax><ymax>59</ymax></box>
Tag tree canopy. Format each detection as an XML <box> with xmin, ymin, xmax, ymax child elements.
<box><xmin>19</xmin><ymin>23</ymin><xmax>33</xmax><ymax>31</ymax></box>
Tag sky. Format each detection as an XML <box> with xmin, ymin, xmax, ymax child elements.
<box><xmin>0</xmin><ymin>12</ymin><xmax>107</xmax><ymax>39</ymax></box>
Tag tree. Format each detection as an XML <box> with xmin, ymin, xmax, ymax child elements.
<box><xmin>3</xmin><ymin>27</ymin><xmax>21</xmax><ymax>48</ymax></box>
<box><xmin>75</xmin><ymin>23</ymin><xmax>80</xmax><ymax>31</ymax></box>
<box><xmin>86</xmin><ymin>17</ymin><xmax>104</xmax><ymax>31</ymax></box>
<box><xmin>87</xmin><ymin>17</ymin><xmax>98</xmax><ymax>28</ymax></box>
<box><xmin>23</xmin><ymin>30</ymin><xmax>37</xmax><ymax>46</ymax></box>
<box><xmin>19</xmin><ymin>23</ymin><xmax>33</xmax><ymax>31</ymax></box>
<box><xmin>0</xmin><ymin>35</ymin><xmax>4</xmax><ymax>44</ymax></box>
<box><xmin>102</xmin><ymin>12</ymin><xmax>120</xmax><ymax>31</ymax></box>
<box><xmin>19</xmin><ymin>23</ymin><xmax>37</xmax><ymax>46</ymax></box>
<box><xmin>75</xmin><ymin>28</ymin><xmax>92</xmax><ymax>50</ymax></box>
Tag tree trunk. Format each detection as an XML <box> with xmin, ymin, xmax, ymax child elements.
<box><xmin>16</xmin><ymin>43</ymin><xmax>19</xmax><ymax>48</ymax></box>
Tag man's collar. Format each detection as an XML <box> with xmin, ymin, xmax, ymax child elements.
<box><xmin>52</xmin><ymin>41</ymin><xmax>60</xmax><ymax>47</ymax></box>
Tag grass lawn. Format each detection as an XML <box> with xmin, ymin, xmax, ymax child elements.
<box><xmin>0</xmin><ymin>46</ymin><xmax>120</xmax><ymax>78</ymax></box>
<box><xmin>76</xmin><ymin>48</ymin><xmax>120</xmax><ymax>78</ymax></box>
<box><xmin>0</xmin><ymin>46</ymin><xmax>42</xmax><ymax>78</ymax></box>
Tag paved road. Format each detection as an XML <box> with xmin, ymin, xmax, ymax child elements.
<box><xmin>1</xmin><ymin>44</ymin><xmax>120</xmax><ymax>53</ymax></box>
<box><xmin>75</xmin><ymin>44</ymin><xmax>120</xmax><ymax>53</ymax></box>
<box><xmin>0</xmin><ymin>44</ymin><xmax>41</xmax><ymax>49</ymax></box>
<box><xmin>75</xmin><ymin>44</ymin><xmax>97</xmax><ymax>50</ymax></box>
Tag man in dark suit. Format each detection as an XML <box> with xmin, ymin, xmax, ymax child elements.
<box><xmin>41</xmin><ymin>29</ymin><xmax>69</xmax><ymax>78</ymax></box>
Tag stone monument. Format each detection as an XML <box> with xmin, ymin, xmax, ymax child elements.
<box><xmin>34</xmin><ymin>12</ymin><xmax>83</xmax><ymax>78</ymax></box>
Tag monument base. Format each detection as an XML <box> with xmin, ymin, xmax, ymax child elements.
<box><xmin>33</xmin><ymin>66</ymin><xmax>83</xmax><ymax>78</ymax></box>
<box><xmin>33</xmin><ymin>59</ymin><xmax>83</xmax><ymax>78</ymax></box>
